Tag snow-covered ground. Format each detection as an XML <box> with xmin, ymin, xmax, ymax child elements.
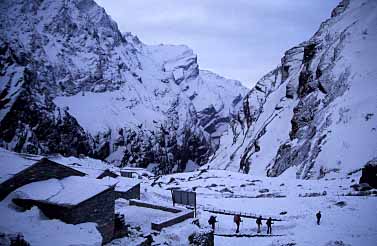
<box><xmin>148</xmin><ymin>169</ymin><xmax>377</xmax><ymax>246</ymax></box>
<box><xmin>0</xmin><ymin>148</ymin><xmax>376</xmax><ymax>245</ymax></box>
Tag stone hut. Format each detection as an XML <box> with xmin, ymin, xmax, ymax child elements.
<box><xmin>113</xmin><ymin>177</ymin><xmax>141</xmax><ymax>200</ymax></box>
<box><xmin>0</xmin><ymin>158</ymin><xmax>85</xmax><ymax>201</ymax></box>
<box><xmin>12</xmin><ymin>176</ymin><xmax>117</xmax><ymax>244</ymax></box>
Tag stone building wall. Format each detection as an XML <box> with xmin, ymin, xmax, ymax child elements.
<box><xmin>13</xmin><ymin>198</ymin><xmax>71</xmax><ymax>220</ymax></box>
<box><xmin>69</xmin><ymin>187</ymin><xmax>116</xmax><ymax>244</ymax></box>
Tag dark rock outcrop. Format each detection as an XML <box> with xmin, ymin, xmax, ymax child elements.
<box><xmin>359</xmin><ymin>159</ymin><xmax>377</xmax><ymax>189</ymax></box>
<box><xmin>188</xmin><ymin>230</ymin><xmax>214</xmax><ymax>246</ymax></box>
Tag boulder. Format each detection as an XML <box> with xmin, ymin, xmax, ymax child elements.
<box><xmin>359</xmin><ymin>159</ymin><xmax>377</xmax><ymax>189</ymax></box>
<box><xmin>334</xmin><ymin>201</ymin><xmax>347</xmax><ymax>208</ymax></box>
<box><xmin>350</xmin><ymin>183</ymin><xmax>372</xmax><ymax>191</ymax></box>
<box><xmin>188</xmin><ymin>230</ymin><xmax>214</xmax><ymax>246</ymax></box>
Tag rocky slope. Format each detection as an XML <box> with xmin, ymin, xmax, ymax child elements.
<box><xmin>208</xmin><ymin>0</ymin><xmax>377</xmax><ymax>179</ymax></box>
<box><xmin>0</xmin><ymin>0</ymin><xmax>247</xmax><ymax>174</ymax></box>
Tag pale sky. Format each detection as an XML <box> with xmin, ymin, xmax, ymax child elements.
<box><xmin>95</xmin><ymin>0</ymin><xmax>339</xmax><ymax>88</ymax></box>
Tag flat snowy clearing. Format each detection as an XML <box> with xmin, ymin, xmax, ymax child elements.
<box><xmin>116</xmin><ymin>201</ymin><xmax>173</xmax><ymax>233</ymax></box>
<box><xmin>147</xmin><ymin>169</ymin><xmax>377</xmax><ymax>246</ymax></box>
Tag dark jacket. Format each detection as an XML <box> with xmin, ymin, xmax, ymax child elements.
<box><xmin>234</xmin><ymin>215</ymin><xmax>241</xmax><ymax>224</ymax></box>
<box><xmin>208</xmin><ymin>216</ymin><xmax>217</xmax><ymax>225</ymax></box>
<box><xmin>256</xmin><ymin>217</ymin><xmax>262</xmax><ymax>225</ymax></box>
<box><xmin>266</xmin><ymin>218</ymin><xmax>273</xmax><ymax>226</ymax></box>
<box><xmin>316</xmin><ymin>212</ymin><xmax>321</xmax><ymax>219</ymax></box>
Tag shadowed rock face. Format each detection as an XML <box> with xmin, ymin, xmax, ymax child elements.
<box><xmin>0</xmin><ymin>0</ymin><xmax>247</xmax><ymax>174</ymax></box>
<box><xmin>0</xmin><ymin>44</ymin><xmax>93</xmax><ymax>156</ymax></box>
<box><xmin>209</xmin><ymin>0</ymin><xmax>377</xmax><ymax>179</ymax></box>
<box><xmin>359</xmin><ymin>159</ymin><xmax>377</xmax><ymax>189</ymax></box>
<box><xmin>267</xmin><ymin>17</ymin><xmax>352</xmax><ymax>178</ymax></box>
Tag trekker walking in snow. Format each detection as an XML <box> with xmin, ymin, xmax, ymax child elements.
<box><xmin>266</xmin><ymin>217</ymin><xmax>273</xmax><ymax>234</ymax></box>
<box><xmin>316</xmin><ymin>211</ymin><xmax>321</xmax><ymax>225</ymax></box>
<box><xmin>208</xmin><ymin>215</ymin><xmax>217</xmax><ymax>231</ymax></box>
<box><xmin>256</xmin><ymin>216</ymin><xmax>262</xmax><ymax>233</ymax></box>
<box><xmin>234</xmin><ymin>214</ymin><xmax>242</xmax><ymax>233</ymax></box>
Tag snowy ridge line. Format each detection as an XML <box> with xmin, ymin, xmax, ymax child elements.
<box><xmin>214</xmin><ymin>233</ymin><xmax>285</xmax><ymax>238</ymax></box>
<box><xmin>202</xmin><ymin>207</ymin><xmax>284</xmax><ymax>221</ymax></box>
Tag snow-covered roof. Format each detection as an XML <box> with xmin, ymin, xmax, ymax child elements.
<box><xmin>49</xmin><ymin>155</ymin><xmax>119</xmax><ymax>178</ymax></box>
<box><xmin>112</xmin><ymin>177</ymin><xmax>141</xmax><ymax>192</ymax></box>
<box><xmin>100</xmin><ymin>176</ymin><xmax>141</xmax><ymax>192</ymax></box>
<box><xmin>0</xmin><ymin>148</ymin><xmax>121</xmax><ymax>184</ymax></box>
<box><xmin>0</xmin><ymin>148</ymin><xmax>41</xmax><ymax>183</ymax></box>
<box><xmin>14</xmin><ymin>176</ymin><xmax>117</xmax><ymax>207</ymax></box>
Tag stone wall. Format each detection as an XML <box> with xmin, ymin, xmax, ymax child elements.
<box><xmin>129</xmin><ymin>199</ymin><xmax>181</xmax><ymax>213</ymax></box>
<box><xmin>128</xmin><ymin>199</ymin><xmax>194</xmax><ymax>231</ymax></box>
<box><xmin>69</xmin><ymin>187</ymin><xmax>116</xmax><ymax>244</ymax></box>
<box><xmin>0</xmin><ymin>158</ymin><xmax>85</xmax><ymax>200</ymax></box>
<box><xmin>151</xmin><ymin>210</ymin><xmax>194</xmax><ymax>231</ymax></box>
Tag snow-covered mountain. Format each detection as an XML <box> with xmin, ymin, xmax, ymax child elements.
<box><xmin>208</xmin><ymin>0</ymin><xmax>377</xmax><ymax>179</ymax></box>
<box><xmin>0</xmin><ymin>0</ymin><xmax>247</xmax><ymax>174</ymax></box>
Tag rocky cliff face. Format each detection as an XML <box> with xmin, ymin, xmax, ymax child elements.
<box><xmin>208</xmin><ymin>0</ymin><xmax>377</xmax><ymax>179</ymax></box>
<box><xmin>0</xmin><ymin>0</ymin><xmax>247</xmax><ymax>174</ymax></box>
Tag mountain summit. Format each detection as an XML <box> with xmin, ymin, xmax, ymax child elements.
<box><xmin>0</xmin><ymin>0</ymin><xmax>247</xmax><ymax>174</ymax></box>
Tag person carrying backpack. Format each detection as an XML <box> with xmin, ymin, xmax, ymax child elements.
<box><xmin>234</xmin><ymin>214</ymin><xmax>242</xmax><ymax>233</ymax></box>
<box><xmin>208</xmin><ymin>215</ymin><xmax>217</xmax><ymax>231</ymax></box>
<box><xmin>266</xmin><ymin>217</ymin><xmax>273</xmax><ymax>234</ymax></box>
<box><xmin>256</xmin><ymin>216</ymin><xmax>262</xmax><ymax>233</ymax></box>
<box><xmin>316</xmin><ymin>211</ymin><xmax>321</xmax><ymax>225</ymax></box>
